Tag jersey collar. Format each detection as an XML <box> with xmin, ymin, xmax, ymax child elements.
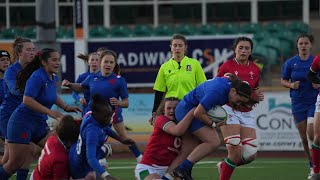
<box><xmin>57</xmin><ymin>135</ymin><xmax>68</xmax><ymax>151</ymax></box>
<box><xmin>234</xmin><ymin>58</ymin><xmax>249</xmax><ymax>66</ymax></box>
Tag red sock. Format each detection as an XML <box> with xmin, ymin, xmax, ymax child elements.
<box><xmin>237</xmin><ymin>157</ymin><xmax>245</xmax><ymax>166</ymax></box>
<box><xmin>312</xmin><ymin>144</ymin><xmax>320</xmax><ymax>174</ymax></box>
<box><xmin>237</xmin><ymin>156</ymin><xmax>252</xmax><ymax>166</ymax></box>
<box><xmin>220</xmin><ymin>158</ymin><xmax>236</xmax><ymax>180</ymax></box>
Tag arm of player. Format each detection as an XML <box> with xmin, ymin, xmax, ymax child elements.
<box><xmin>55</xmin><ymin>95</ymin><xmax>82</xmax><ymax>113</ymax></box>
<box><xmin>61</xmin><ymin>79</ymin><xmax>83</xmax><ymax>92</ymax></box>
<box><xmin>194</xmin><ymin>104</ymin><xmax>213</xmax><ymax>127</ymax></box>
<box><xmin>280</xmin><ymin>78</ymin><xmax>300</xmax><ymax>89</ymax></box>
<box><xmin>23</xmin><ymin>96</ymin><xmax>63</xmax><ymax>120</ymax></box>
<box><xmin>109</xmin><ymin>98</ymin><xmax>128</xmax><ymax>108</ymax></box>
<box><xmin>307</xmin><ymin>70</ymin><xmax>320</xmax><ymax>84</ymax></box>
<box><xmin>163</xmin><ymin>108</ymin><xmax>195</xmax><ymax>136</ymax></box>
<box><xmin>4</xmin><ymin>68</ymin><xmax>20</xmax><ymax>95</ymax></box>
<box><xmin>152</xmin><ymin>90</ymin><xmax>165</xmax><ymax>113</ymax></box>
<box><xmin>86</xmin><ymin>128</ymin><xmax>107</xmax><ymax>177</ymax></box>
<box><xmin>104</xmin><ymin>127</ymin><xmax>136</xmax><ymax>145</ymax></box>
<box><xmin>72</xmin><ymin>91</ymin><xmax>81</xmax><ymax>102</ymax></box>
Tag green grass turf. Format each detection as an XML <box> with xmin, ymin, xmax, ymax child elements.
<box><xmin>10</xmin><ymin>157</ymin><xmax>310</xmax><ymax>180</ymax></box>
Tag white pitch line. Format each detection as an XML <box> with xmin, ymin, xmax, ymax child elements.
<box><xmin>108</xmin><ymin>160</ymin><xmax>305</xmax><ymax>165</ymax></box>
<box><xmin>20</xmin><ymin>160</ymin><xmax>306</xmax><ymax>176</ymax></box>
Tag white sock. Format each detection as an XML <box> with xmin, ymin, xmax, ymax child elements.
<box><xmin>136</xmin><ymin>154</ymin><xmax>143</xmax><ymax>163</ymax></box>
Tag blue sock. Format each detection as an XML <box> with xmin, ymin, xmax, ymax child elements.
<box><xmin>16</xmin><ymin>168</ymin><xmax>29</xmax><ymax>180</ymax></box>
<box><xmin>162</xmin><ymin>172</ymin><xmax>173</xmax><ymax>180</ymax></box>
<box><xmin>0</xmin><ymin>166</ymin><xmax>10</xmax><ymax>179</ymax></box>
<box><xmin>129</xmin><ymin>144</ymin><xmax>141</xmax><ymax>157</ymax></box>
<box><xmin>179</xmin><ymin>159</ymin><xmax>194</xmax><ymax>172</ymax></box>
<box><xmin>162</xmin><ymin>176</ymin><xmax>170</xmax><ymax>180</ymax></box>
<box><xmin>309</xmin><ymin>160</ymin><xmax>313</xmax><ymax>168</ymax></box>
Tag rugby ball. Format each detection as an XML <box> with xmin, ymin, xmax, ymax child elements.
<box><xmin>207</xmin><ymin>106</ymin><xmax>227</xmax><ymax>122</ymax></box>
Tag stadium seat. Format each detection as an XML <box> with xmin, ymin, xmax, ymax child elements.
<box><xmin>153</xmin><ymin>24</ymin><xmax>173</xmax><ymax>36</ymax></box>
<box><xmin>56</xmin><ymin>26</ymin><xmax>67</xmax><ymax>39</ymax></box>
<box><xmin>260</xmin><ymin>38</ymin><xmax>282</xmax><ymax>56</ymax></box>
<box><xmin>287</xmin><ymin>21</ymin><xmax>309</xmax><ymax>34</ymax></box>
<box><xmin>110</xmin><ymin>25</ymin><xmax>131</xmax><ymax>37</ymax></box>
<box><xmin>197</xmin><ymin>24</ymin><xmax>220</xmax><ymax>35</ymax></box>
<box><xmin>274</xmin><ymin>31</ymin><xmax>296</xmax><ymax>44</ymax></box>
<box><xmin>241</xmin><ymin>23</ymin><xmax>262</xmax><ymax>34</ymax></box>
<box><xmin>252</xmin><ymin>45</ymin><xmax>278</xmax><ymax>65</ymax></box>
<box><xmin>66</xmin><ymin>27</ymin><xmax>74</xmax><ymax>38</ymax></box>
<box><xmin>56</xmin><ymin>26</ymin><xmax>73</xmax><ymax>39</ymax></box>
<box><xmin>132</xmin><ymin>24</ymin><xmax>152</xmax><ymax>37</ymax></box>
<box><xmin>23</xmin><ymin>26</ymin><xmax>36</xmax><ymax>39</ymax></box>
<box><xmin>264</xmin><ymin>22</ymin><xmax>285</xmax><ymax>34</ymax></box>
<box><xmin>89</xmin><ymin>26</ymin><xmax>109</xmax><ymax>38</ymax></box>
<box><xmin>174</xmin><ymin>24</ymin><xmax>196</xmax><ymax>36</ymax></box>
<box><xmin>253</xmin><ymin>31</ymin><xmax>271</xmax><ymax>42</ymax></box>
<box><xmin>1</xmin><ymin>27</ymin><xmax>23</xmax><ymax>39</ymax></box>
<box><xmin>252</xmin><ymin>39</ymin><xmax>259</xmax><ymax>48</ymax></box>
<box><xmin>220</xmin><ymin>23</ymin><xmax>240</xmax><ymax>34</ymax></box>
<box><xmin>279</xmin><ymin>39</ymin><xmax>293</xmax><ymax>59</ymax></box>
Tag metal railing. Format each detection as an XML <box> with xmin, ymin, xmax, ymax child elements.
<box><xmin>0</xmin><ymin>0</ymin><xmax>309</xmax><ymax>29</ymax></box>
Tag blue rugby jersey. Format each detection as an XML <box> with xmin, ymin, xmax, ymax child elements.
<box><xmin>183</xmin><ymin>77</ymin><xmax>231</xmax><ymax>111</ymax></box>
<box><xmin>81</xmin><ymin>72</ymin><xmax>128</xmax><ymax>110</ymax></box>
<box><xmin>282</xmin><ymin>54</ymin><xmax>318</xmax><ymax>100</ymax></box>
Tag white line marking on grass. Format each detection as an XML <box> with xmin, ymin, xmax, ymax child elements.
<box><xmin>108</xmin><ymin>165</ymin><xmax>267</xmax><ymax>170</ymax></box>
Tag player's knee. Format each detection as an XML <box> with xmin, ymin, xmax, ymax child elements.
<box><xmin>224</xmin><ymin>134</ymin><xmax>241</xmax><ymax>146</ymax></box>
<box><xmin>241</xmin><ymin>138</ymin><xmax>258</xmax><ymax>161</ymax></box>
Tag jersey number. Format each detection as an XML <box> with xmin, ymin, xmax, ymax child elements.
<box><xmin>173</xmin><ymin>137</ymin><xmax>182</xmax><ymax>149</ymax></box>
<box><xmin>38</xmin><ymin>143</ymin><xmax>51</xmax><ymax>172</ymax></box>
<box><xmin>76</xmin><ymin>135</ymin><xmax>83</xmax><ymax>155</ymax></box>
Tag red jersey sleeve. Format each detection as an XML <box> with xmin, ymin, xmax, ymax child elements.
<box><xmin>217</xmin><ymin>62</ymin><xmax>229</xmax><ymax>77</ymax></box>
<box><xmin>154</xmin><ymin>115</ymin><xmax>171</xmax><ymax>131</ymax></box>
<box><xmin>311</xmin><ymin>55</ymin><xmax>320</xmax><ymax>73</ymax></box>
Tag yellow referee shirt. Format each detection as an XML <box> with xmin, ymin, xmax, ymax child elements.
<box><xmin>154</xmin><ymin>56</ymin><xmax>207</xmax><ymax>100</ymax></box>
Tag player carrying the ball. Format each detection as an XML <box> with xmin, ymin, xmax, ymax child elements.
<box><xmin>172</xmin><ymin>74</ymin><xmax>252</xmax><ymax>180</ymax></box>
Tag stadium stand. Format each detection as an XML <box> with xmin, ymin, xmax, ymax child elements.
<box><xmin>89</xmin><ymin>26</ymin><xmax>109</xmax><ymax>38</ymax></box>
<box><xmin>197</xmin><ymin>24</ymin><xmax>220</xmax><ymax>35</ymax></box>
<box><xmin>110</xmin><ymin>25</ymin><xmax>131</xmax><ymax>37</ymax></box>
<box><xmin>153</xmin><ymin>24</ymin><xmax>173</xmax><ymax>36</ymax></box>
<box><xmin>174</xmin><ymin>24</ymin><xmax>196</xmax><ymax>36</ymax></box>
<box><xmin>132</xmin><ymin>24</ymin><xmax>153</xmax><ymax>37</ymax></box>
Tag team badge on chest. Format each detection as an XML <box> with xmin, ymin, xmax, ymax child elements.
<box><xmin>249</xmin><ymin>71</ymin><xmax>254</xmax><ymax>79</ymax></box>
<box><xmin>186</xmin><ymin>65</ymin><xmax>192</xmax><ymax>71</ymax></box>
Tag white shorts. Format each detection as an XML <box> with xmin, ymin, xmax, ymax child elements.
<box><xmin>315</xmin><ymin>94</ymin><xmax>320</xmax><ymax>113</ymax></box>
<box><xmin>135</xmin><ymin>163</ymin><xmax>168</xmax><ymax>180</ymax></box>
<box><xmin>222</xmin><ymin>105</ymin><xmax>255</xmax><ymax>129</ymax></box>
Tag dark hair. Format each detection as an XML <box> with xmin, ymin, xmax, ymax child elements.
<box><xmin>232</xmin><ymin>37</ymin><xmax>254</xmax><ymax>61</ymax></box>
<box><xmin>13</xmin><ymin>37</ymin><xmax>32</xmax><ymax>61</ymax></box>
<box><xmin>225</xmin><ymin>74</ymin><xmax>251</xmax><ymax>99</ymax></box>
<box><xmin>156</xmin><ymin>97</ymin><xmax>180</xmax><ymax>116</ymax></box>
<box><xmin>55</xmin><ymin>115</ymin><xmax>80</xmax><ymax>149</ymax></box>
<box><xmin>16</xmin><ymin>48</ymin><xmax>57</xmax><ymax>93</ymax></box>
<box><xmin>296</xmin><ymin>33</ymin><xmax>314</xmax><ymax>45</ymax></box>
<box><xmin>170</xmin><ymin>34</ymin><xmax>187</xmax><ymax>46</ymax></box>
<box><xmin>90</xmin><ymin>94</ymin><xmax>113</xmax><ymax>115</ymax></box>
<box><xmin>77</xmin><ymin>52</ymin><xmax>99</xmax><ymax>63</ymax></box>
<box><xmin>296</xmin><ymin>33</ymin><xmax>314</xmax><ymax>53</ymax></box>
<box><xmin>100</xmin><ymin>50</ymin><xmax>120</xmax><ymax>75</ymax></box>
<box><xmin>97</xmin><ymin>47</ymin><xmax>108</xmax><ymax>52</ymax></box>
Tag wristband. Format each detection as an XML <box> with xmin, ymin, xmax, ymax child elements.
<box><xmin>211</xmin><ymin>121</ymin><xmax>216</xmax><ymax>128</ymax></box>
<box><xmin>163</xmin><ymin>173</ymin><xmax>174</xmax><ymax>180</ymax></box>
<box><xmin>101</xmin><ymin>171</ymin><xmax>110</xmax><ymax>178</ymax></box>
